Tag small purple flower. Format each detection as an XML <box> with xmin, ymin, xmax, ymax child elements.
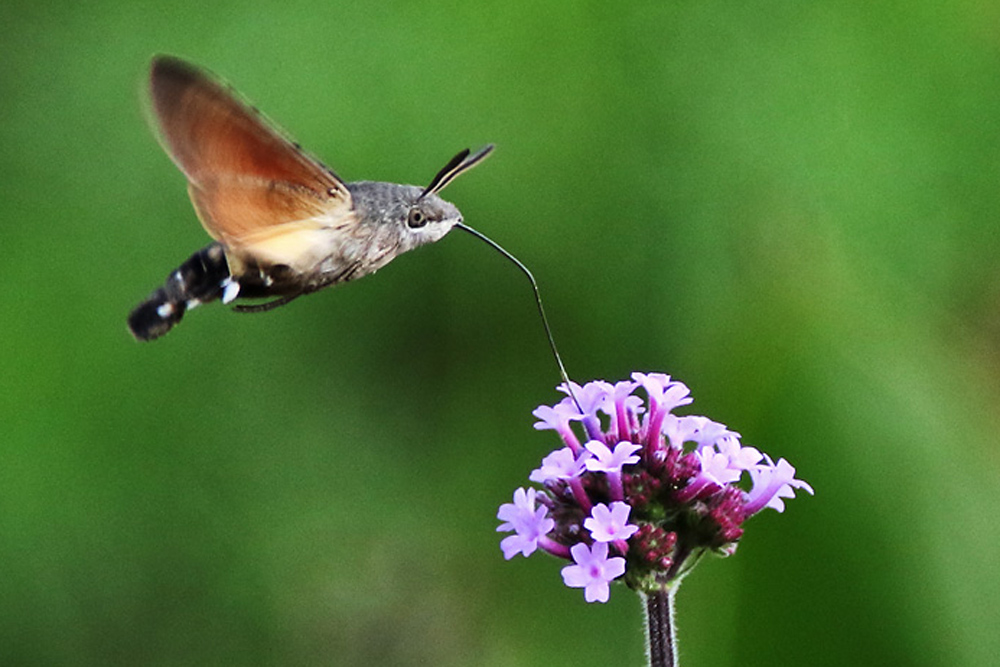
<box><xmin>632</xmin><ymin>372</ymin><xmax>693</xmax><ymax>447</ymax></box>
<box><xmin>559</xmin><ymin>380</ymin><xmax>613</xmax><ymax>417</ymax></box>
<box><xmin>631</xmin><ymin>372</ymin><xmax>674</xmax><ymax>398</ymax></box>
<box><xmin>744</xmin><ymin>457</ymin><xmax>815</xmax><ymax>515</ymax></box>
<box><xmin>584</xmin><ymin>440</ymin><xmax>642</xmax><ymax>473</ymax></box>
<box><xmin>558</xmin><ymin>380</ymin><xmax>613</xmax><ymax>440</ymax></box>
<box><xmin>697</xmin><ymin>447</ymin><xmax>743</xmax><ymax>485</ymax></box>
<box><xmin>530</xmin><ymin>446</ymin><xmax>594</xmax><ymax>511</ymax></box>
<box><xmin>560</xmin><ymin>541</ymin><xmax>626</xmax><ymax>603</ymax></box>
<box><xmin>686</xmin><ymin>416</ymin><xmax>736</xmax><ymax>449</ymax></box>
<box><xmin>716</xmin><ymin>435</ymin><xmax>763</xmax><ymax>470</ymax></box>
<box><xmin>674</xmin><ymin>446</ymin><xmax>744</xmax><ymax>503</ymax></box>
<box><xmin>584</xmin><ymin>501</ymin><xmax>639</xmax><ymax>543</ymax></box>
<box><xmin>631</xmin><ymin>372</ymin><xmax>693</xmax><ymax>417</ymax></box>
<box><xmin>661</xmin><ymin>414</ymin><xmax>704</xmax><ymax>449</ymax></box>
<box><xmin>497</xmin><ymin>488</ymin><xmax>555</xmax><ymax>559</ymax></box>
<box><xmin>532</xmin><ymin>400</ymin><xmax>583</xmax><ymax>453</ymax></box>
<box><xmin>529</xmin><ymin>446</ymin><xmax>588</xmax><ymax>484</ymax></box>
<box><xmin>585</xmin><ymin>440</ymin><xmax>641</xmax><ymax>501</ymax></box>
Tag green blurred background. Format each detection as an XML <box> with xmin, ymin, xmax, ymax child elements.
<box><xmin>3</xmin><ymin>1</ymin><xmax>999</xmax><ymax>665</ymax></box>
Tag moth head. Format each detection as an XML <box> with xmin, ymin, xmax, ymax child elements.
<box><xmin>411</xmin><ymin>144</ymin><xmax>494</xmax><ymax>244</ymax></box>
<box><xmin>354</xmin><ymin>145</ymin><xmax>495</xmax><ymax>251</ymax></box>
<box><xmin>348</xmin><ymin>145</ymin><xmax>494</xmax><ymax>252</ymax></box>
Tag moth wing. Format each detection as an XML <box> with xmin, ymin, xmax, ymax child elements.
<box><xmin>149</xmin><ymin>55</ymin><xmax>354</xmax><ymax>255</ymax></box>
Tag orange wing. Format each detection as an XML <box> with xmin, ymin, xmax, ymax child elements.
<box><xmin>148</xmin><ymin>56</ymin><xmax>353</xmax><ymax>262</ymax></box>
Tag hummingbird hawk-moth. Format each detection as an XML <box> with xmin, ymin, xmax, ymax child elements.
<box><xmin>128</xmin><ymin>56</ymin><xmax>493</xmax><ymax>341</ymax></box>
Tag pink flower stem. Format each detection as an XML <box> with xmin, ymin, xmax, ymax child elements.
<box><xmin>616</xmin><ymin>400</ymin><xmax>630</xmax><ymax>442</ymax></box>
<box><xmin>645</xmin><ymin>402</ymin><xmax>666</xmax><ymax>457</ymax></box>
<box><xmin>608</xmin><ymin>471</ymin><xmax>624</xmax><ymax>502</ymax></box>
<box><xmin>558</xmin><ymin>426</ymin><xmax>582</xmax><ymax>454</ymax></box>
<box><xmin>569</xmin><ymin>478</ymin><xmax>592</xmax><ymax>513</ymax></box>
<box><xmin>538</xmin><ymin>536</ymin><xmax>571</xmax><ymax>559</ymax></box>
<box><xmin>583</xmin><ymin>415</ymin><xmax>603</xmax><ymax>442</ymax></box>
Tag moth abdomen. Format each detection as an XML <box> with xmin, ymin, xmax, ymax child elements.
<box><xmin>128</xmin><ymin>242</ymin><xmax>233</xmax><ymax>341</ymax></box>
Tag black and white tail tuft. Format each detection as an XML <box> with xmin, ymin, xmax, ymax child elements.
<box><xmin>128</xmin><ymin>243</ymin><xmax>234</xmax><ymax>341</ymax></box>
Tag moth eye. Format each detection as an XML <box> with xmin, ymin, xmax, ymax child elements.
<box><xmin>407</xmin><ymin>207</ymin><xmax>427</xmax><ymax>229</ymax></box>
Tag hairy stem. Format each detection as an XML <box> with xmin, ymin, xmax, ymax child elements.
<box><xmin>643</xmin><ymin>587</ymin><xmax>678</xmax><ymax>667</ymax></box>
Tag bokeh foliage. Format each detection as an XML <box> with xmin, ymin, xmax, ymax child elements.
<box><xmin>2</xmin><ymin>1</ymin><xmax>999</xmax><ymax>665</ymax></box>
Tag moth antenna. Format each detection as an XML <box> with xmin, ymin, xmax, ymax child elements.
<box><xmin>455</xmin><ymin>223</ymin><xmax>582</xmax><ymax>414</ymax></box>
<box><xmin>421</xmin><ymin>145</ymin><xmax>495</xmax><ymax>199</ymax></box>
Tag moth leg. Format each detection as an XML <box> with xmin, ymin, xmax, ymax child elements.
<box><xmin>232</xmin><ymin>293</ymin><xmax>303</xmax><ymax>314</ymax></box>
<box><xmin>229</xmin><ymin>259</ymin><xmax>364</xmax><ymax>314</ymax></box>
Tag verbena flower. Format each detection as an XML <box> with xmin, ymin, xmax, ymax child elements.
<box><xmin>497</xmin><ymin>487</ymin><xmax>558</xmax><ymax>559</ymax></box>
<box><xmin>497</xmin><ymin>372</ymin><xmax>813</xmax><ymax>603</ymax></box>
<box><xmin>561</xmin><ymin>541</ymin><xmax>626</xmax><ymax>603</ymax></box>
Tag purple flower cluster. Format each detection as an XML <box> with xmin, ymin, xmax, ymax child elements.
<box><xmin>497</xmin><ymin>373</ymin><xmax>813</xmax><ymax>602</ymax></box>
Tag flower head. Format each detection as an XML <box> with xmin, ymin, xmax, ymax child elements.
<box><xmin>496</xmin><ymin>373</ymin><xmax>813</xmax><ymax>602</ymax></box>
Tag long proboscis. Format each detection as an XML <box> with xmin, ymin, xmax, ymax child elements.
<box><xmin>455</xmin><ymin>223</ymin><xmax>582</xmax><ymax>413</ymax></box>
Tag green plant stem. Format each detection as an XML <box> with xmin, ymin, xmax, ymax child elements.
<box><xmin>643</xmin><ymin>588</ymin><xmax>678</xmax><ymax>667</ymax></box>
